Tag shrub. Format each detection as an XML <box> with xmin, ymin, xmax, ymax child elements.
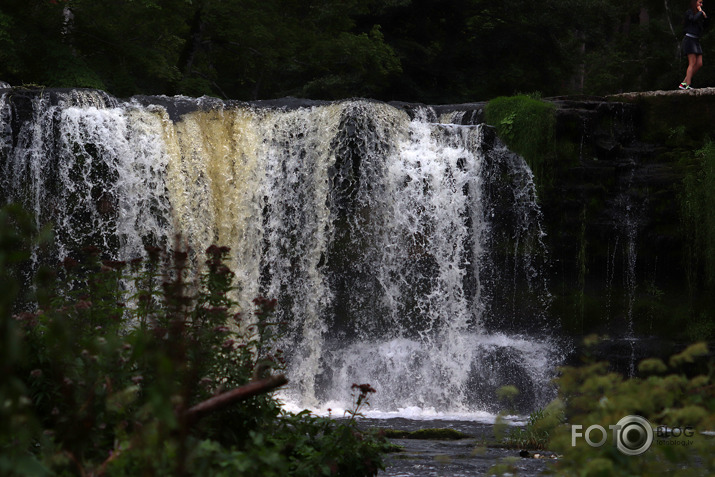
<box><xmin>484</xmin><ymin>94</ymin><xmax>556</xmax><ymax>188</ymax></box>
<box><xmin>0</xmin><ymin>206</ymin><xmax>390</xmax><ymax>476</ymax></box>
<box><xmin>546</xmin><ymin>337</ymin><xmax>714</xmax><ymax>476</ymax></box>
<box><xmin>503</xmin><ymin>405</ymin><xmax>564</xmax><ymax>451</ymax></box>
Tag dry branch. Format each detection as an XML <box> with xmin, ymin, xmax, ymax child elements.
<box><xmin>184</xmin><ymin>374</ymin><xmax>288</xmax><ymax>423</ymax></box>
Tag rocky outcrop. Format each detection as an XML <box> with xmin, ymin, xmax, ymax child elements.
<box><xmin>610</xmin><ymin>87</ymin><xmax>715</xmax><ymax>143</ymax></box>
<box><xmin>529</xmin><ymin>91</ymin><xmax>705</xmax><ymax>340</ymax></box>
<box><xmin>430</xmin><ymin>91</ymin><xmax>702</xmax><ymax>338</ymax></box>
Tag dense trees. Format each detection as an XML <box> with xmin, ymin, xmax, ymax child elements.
<box><xmin>0</xmin><ymin>1</ymin><xmax>708</xmax><ymax>102</ymax></box>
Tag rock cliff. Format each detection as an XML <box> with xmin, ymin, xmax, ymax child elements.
<box><xmin>432</xmin><ymin>88</ymin><xmax>714</xmax><ymax>346</ymax></box>
<box><xmin>533</xmin><ymin>89</ymin><xmax>712</xmax><ymax>343</ymax></box>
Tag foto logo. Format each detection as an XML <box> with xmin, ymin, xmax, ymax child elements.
<box><xmin>571</xmin><ymin>415</ymin><xmax>654</xmax><ymax>456</ymax></box>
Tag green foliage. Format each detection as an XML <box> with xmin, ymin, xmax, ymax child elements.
<box><xmin>495</xmin><ymin>338</ymin><xmax>714</xmax><ymax>474</ymax></box>
<box><xmin>0</xmin><ymin>206</ymin><xmax>390</xmax><ymax>476</ymax></box>
<box><xmin>300</xmin><ymin>26</ymin><xmax>402</xmax><ymax>99</ymax></box>
<box><xmin>678</xmin><ymin>141</ymin><xmax>715</xmax><ymax>324</ymax></box>
<box><xmin>0</xmin><ymin>10</ymin><xmax>21</xmax><ymax>78</ymax></box>
<box><xmin>186</xmin><ymin>410</ymin><xmax>389</xmax><ymax>477</ymax></box>
<box><xmin>503</xmin><ymin>404</ymin><xmax>565</xmax><ymax>450</ymax></box>
<box><xmin>495</xmin><ymin>384</ymin><xmax>520</xmax><ymax>410</ymax></box>
<box><xmin>484</xmin><ymin>95</ymin><xmax>556</xmax><ymax>187</ymax></box>
<box><xmin>0</xmin><ymin>206</ymin><xmax>50</xmax><ymax>476</ymax></box>
<box><xmin>545</xmin><ymin>338</ymin><xmax>715</xmax><ymax>476</ymax></box>
<box><xmin>0</xmin><ymin>0</ymin><xmax>687</xmax><ymax>101</ymax></box>
<box><xmin>42</xmin><ymin>47</ymin><xmax>107</xmax><ymax>90</ymax></box>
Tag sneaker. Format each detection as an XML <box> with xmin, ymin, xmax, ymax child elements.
<box><xmin>679</xmin><ymin>82</ymin><xmax>691</xmax><ymax>89</ymax></box>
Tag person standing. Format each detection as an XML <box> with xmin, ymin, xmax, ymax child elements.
<box><xmin>680</xmin><ymin>0</ymin><xmax>708</xmax><ymax>89</ymax></box>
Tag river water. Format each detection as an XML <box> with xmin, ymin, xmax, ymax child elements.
<box><xmin>367</xmin><ymin>417</ymin><xmax>554</xmax><ymax>476</ymax></box>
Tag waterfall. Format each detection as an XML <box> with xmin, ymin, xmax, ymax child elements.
<box><xmin>611</xmin><ymin>167</ymin><xmax>645</xmax><ymax>377</ymax></box>
<box><xmin>0</xmin><ymin>89</ymin><xmax>561</xmax><ymax>417</ymax></box>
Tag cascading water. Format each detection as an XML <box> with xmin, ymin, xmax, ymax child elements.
<box><xmin>610</xmin><ymin>167</ymin><xmax>645</xmax><ymax>377</ymax></box>
<box><xmin>0</xmin><ymin>88</ymin><xmax>562</xmax><ymax>418</ymax></box>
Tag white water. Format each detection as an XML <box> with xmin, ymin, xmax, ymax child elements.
<box><xmin>0</xmin><ymin>91</ymin><xmax>561</xmax><ymax>418</ymax></box>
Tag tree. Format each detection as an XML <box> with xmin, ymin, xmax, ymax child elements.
<box><xmin>0</xmin><ymin>0</ymin><xmax>705</xmax><ymax>101</ymax></box>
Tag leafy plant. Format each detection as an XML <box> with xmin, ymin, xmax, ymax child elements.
<box><xmin>188</xmin><ymin>384</ymin><xmax>390</xmax><ymax>477</ymax></box>
<box><xmin>503</xmin><ymin>406</ymin><xmax>564</xmax><ymax>450</ymax></box>
<box><xmin>345</xmin><ymin>383</ymin><xmax>377</xmax><ymax>422</ymax></box>
<box><xmin>495</xmin><ymin>338</ymin><xmax>714</xmax><ymax>475</ymax></box>
<box><xmin>0</xmin><ymin>205</ymin><xmax>51</xmax><ymax>476</ymax></box>
<box><xmin>0</xmin><ymin>207</ymin><xmax>390</xmax><ymax>476</ymax></box>
<box><xmin>484</xmin><ymin>94</ymin><xmax>557</xmax><ymax>189</ymax></box>
<box><xmin>545</xmin><ymin>337</ymin><xmax>715</xmax><ymax>476</ymax></box>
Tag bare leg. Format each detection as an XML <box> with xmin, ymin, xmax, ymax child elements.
<box><xmin>683</xmin><ymin>53</ymin><xmax>703</xmax><ymax>85</ymax></box>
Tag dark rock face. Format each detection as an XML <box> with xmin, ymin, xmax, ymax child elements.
<box><xmin>540</xmin><ymin>94</ymin><xmax>690</xmax><ymax>339</ymax></box>
<box><xmin>439</xmin><ymin>90</ymin><xmax>715</xmax><ymax>368</ymax></box>
<box><xmin>436</xmin><ymin>91</ymin><xmax>704</xmax><ymax>345</ymax></box>
<box><xmin>467</xmin><ymin>346</ymin><xmax>540</xmax><ymax>414</ymax></box>
<box><xmin>536</xmin><ymin>92</ymin><xmax>709</xmax><ymax>349</ymax></box>
<box><xmin>611</xmin><ymin>87</ymin><xmax>715</xmax><ymax>143</ymax></box>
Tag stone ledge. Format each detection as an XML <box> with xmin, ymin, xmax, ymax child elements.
<box><xmin>608</xmin><ymin>86</ymin><xmax>715</xmax><ymax>100</ymax></box>
<box><xmin>606</xmin><ymin>88</ymin><xmax>715</xmax><ymax>143</ymax></box>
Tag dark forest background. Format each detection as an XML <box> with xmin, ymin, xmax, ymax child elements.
<box><xmin>0</xmin><ymin>0</ymin><xmax>709</xmax><ymax>103</ymax></box>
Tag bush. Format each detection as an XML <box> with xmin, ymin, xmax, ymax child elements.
<box><xmin>495</xmin><ymin>337</ymin><xmax>714</xmax><ymax>476</ymax></box>
<box><xmin>484</xmin><ymin>94</ymin><xmax>556</xmax><ymax>188</ymax></box>
<box><xmin>502</xmin><ymin>406</ymin><xmax>564</xmax><ymax>451</ymax></box>
<box><xmin>546</xmin><ymin>337</ymin><xmax>715</xmax><ymax>476</ymax></box>
<box><xmin>0</xmin><ymin>206</ymin><xmax>390</xmax><ymax>476</ymax></box>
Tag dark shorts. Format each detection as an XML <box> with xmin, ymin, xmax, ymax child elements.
<box><xmin>683</xmin><ymin>36</ymin><xmax>703</xmax><ymax>56</ymax></box>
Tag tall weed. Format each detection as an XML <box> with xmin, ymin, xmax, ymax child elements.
<box><xmin>0</xmin><ymin>206</ymin><xmax>389</xmax><ymax>476</ymax></box>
